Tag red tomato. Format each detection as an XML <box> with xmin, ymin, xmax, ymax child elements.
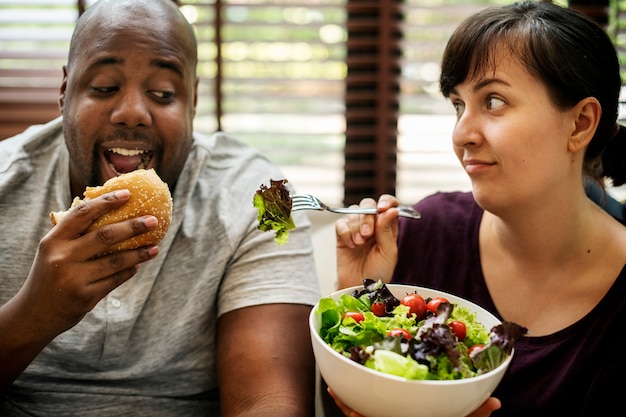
<box><xmin>371</xmin><ymin>302</ymin><xmax>387</xmax><ymax>317</ymax></box>
<box><xmin>468</xmin><ymin>344</ymin><xmax>485</xmax><ymax>356</ymax></box>
<box><xmin>448</xmin><ymin>320</ymin><xmax>467</xmax><ymax>341</ymax></box>
<box><xmin>426</xmin><ymin>297</ymin><xmax>448</xmax><ymax>314</ymax></box>
<box><xmin>400</xmin><ymin>293</ymin><xmax>427</xmax><ymax>319</ymax></box>
<box><xmin>387</xmin><ymin>328</ymin><xmax>412</xmax><ymax>340</ymax></box>
<box><xmin>342</xmin><ymin>311</ymin><xmax>365</xmax><ymax>324</ymax></box>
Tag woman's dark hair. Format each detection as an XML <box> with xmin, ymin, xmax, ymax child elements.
<box><xmin>439</xmin><ymin>1</ymin><xmax>626</xmax><ymax>186</ymax></box>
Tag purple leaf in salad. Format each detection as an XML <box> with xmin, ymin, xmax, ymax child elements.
<box><xmin>470</xmin><ymin>321</ymin><xmax>528</xmax><ymax>373</ymax></box>
<box><xmin>352</xmin><ymin>278</ymin><xmax>400</xmax><ymax>315</ymax></box>
<box><xmin>417</xmin><ymin>301</ymin><xmax>453</xmax><ymax>338</ymax></box>
<box><xmin>253</xmin><ymin>178</ymin><xmax>295</xmax><ymax>245</ymax></box>
<box><xmin>409</xmin><ymin>323</ymin><xmax>462</xmax><ymax>368</ymax></box>
<box><xmin>347</xmin><ymin>345</ymin><xmax>373</xmax><ymax>364</ymax></box>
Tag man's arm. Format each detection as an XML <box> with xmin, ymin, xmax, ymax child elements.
<box><xmin>216</xmin><ymin>303</ymin><xmax>316</xmax><ymax>417</ymax></box>
<box><xmin>0</xmin><ymin>190</ymin><xmax>159</xmax><ymax>389</ymax></box>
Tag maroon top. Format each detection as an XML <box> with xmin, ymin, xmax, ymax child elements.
<box><xmin>392</xmin><ymin>191</ymin><xmax>626</xmax><ymax>416</ymax></box>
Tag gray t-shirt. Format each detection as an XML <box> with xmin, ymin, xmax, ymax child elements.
<box><xmin>0</xmin><ymin>118</ymin><xmax>321</xmax><ymax>416</ymax></box>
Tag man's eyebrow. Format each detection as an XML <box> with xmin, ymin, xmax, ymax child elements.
<box><xmin>84</xmin><ymin>56</ymin><xmax>184</xmax><ymax>78</ymax></box>
<box><xmin>151</xmin><ymin>59</ymin><xmax>184</xmax><ymax>78</ymax></box>
<box><xmin>87</xmin><ymin>56</ymin><xmax>124</xmax><ymax>71</ymax></box>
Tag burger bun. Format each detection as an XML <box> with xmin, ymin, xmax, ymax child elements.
<box><xmin>50</xmin><ymin>168</ymin><xmax>173</xmax><ymax>255</ymax></box>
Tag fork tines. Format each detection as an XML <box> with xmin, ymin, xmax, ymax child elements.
<box><xmin>290</xmin><ymin>194</ymin><xmax>321</xmax><ymax>210</ymax></box>
<box><xmin>290</xmin><ymin>194</ymin><xmax>310</xmax><ymax>202</ymax></box>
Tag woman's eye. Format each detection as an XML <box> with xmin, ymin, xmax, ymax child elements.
<box><xmin>452</xmin><ymin>101</ymin><xmax>464</xmax><ymax>117</ymax></box>
<box><xmin>487</xmin><ymin>97</ymin><xmax>505</xmax><ymax>110</ymax></box>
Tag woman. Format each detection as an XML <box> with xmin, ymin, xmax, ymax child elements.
<box><xmin>330</xmin><ymin>2</ymin><xmax>626</xmax><ymax>416</ymax></box>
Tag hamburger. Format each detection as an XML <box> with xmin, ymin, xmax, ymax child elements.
<box><xmin>50</xmin><ymin>168</ymin><xmax>173</xmax><ymax>255</ymax></box>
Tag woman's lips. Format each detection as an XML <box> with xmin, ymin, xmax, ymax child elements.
<box><xmin>464</xmin><ymin>159</ymin><xmax>495</xmax><ymax>174</ymax></box>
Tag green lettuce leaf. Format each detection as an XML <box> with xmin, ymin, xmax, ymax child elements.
<box><xmin>365</xmin><ymin>349</ymin><xmax>429</xmax><ymax>380</ymax></box>
<box><xmin>253</xmin><ymin>179</ymin><xmax>295</xmax><ymax>245</ymax></box>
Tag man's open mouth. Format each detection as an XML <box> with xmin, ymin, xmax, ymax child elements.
<box><xmin>105</xmin><ymin>148</ymin><xmax>153</xmax><ymax>174</ymax></box>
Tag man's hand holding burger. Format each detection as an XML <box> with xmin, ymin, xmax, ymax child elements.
<box><xmin>0</xmin><ymin>169</ymin><xmax>172</xmax><ymax>388</ymax></box>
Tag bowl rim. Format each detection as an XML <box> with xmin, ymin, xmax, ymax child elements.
<box><xmin>309</xmin><ymin>283</ymin><xmax>513</xmax><ymax>385</ymax></box>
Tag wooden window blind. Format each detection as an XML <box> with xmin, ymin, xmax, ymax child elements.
<box><xmin>1</xmin><ymin>0</ymin><xmax>618</xmax><ymax>208</ymax></box>
<box><xmin>570</xmin><ymin>0</ymin><xmax>609</xmax><ymax>29</ymax></box>
<box><xmin>0</xmin><ymin>0</ymin><xmax>77</xmax><ymax>139</ymax></box>
<box><xmin>0</xmin><ymin>0</ymin><xmax>347</xmax><ymax>206</ymax></box>
<box><xmin>609</xmin><ymin>0</ymin><xmax>626</xmax><ymax>83</ymax></box>
<box><xmin>180</xmin><ymin>0</ymin><xmax>348</xmax><ymax>205</ymax></box>
<box><xmin>343</xmin><ymin>0</ymin><xmax>402</xmax><ymax>205</ymax></box>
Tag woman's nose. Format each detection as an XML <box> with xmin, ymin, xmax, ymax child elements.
<box><xmin>110</xmin><ymin>89</ymin><xmax>152</xmax><ymax>128</ymax></box>
<box><xmin>452</xmin><ymin>111</ymin><xmax>482</xmax><ymax>149</ymax></box>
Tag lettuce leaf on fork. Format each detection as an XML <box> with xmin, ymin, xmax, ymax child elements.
<box><xmin>253</xmin><ymin>179</ymin><xmax>295</xmax><ymax>245</ymax></box>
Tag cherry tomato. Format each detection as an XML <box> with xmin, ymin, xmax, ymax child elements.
<box><xmin>342</xmin><ymin>311</ymin><xmax>365</xmax><ymax>324</ymax></box>
<box><xmin>371</xmin><ymin>302</ymin><xmax>387</xmax><ymax>317</ymax></box>
<box><xmin>468</xmin><ymin>344</ymin><xmax>485</xmax><ymax>356</ymax></box>
<box><xmin>426</xmin><ymin>297</ymin><xmax>448</xmax><ymax>314</ymax></box>
<box><xmin>400</xmin><ymin>293</ymin><xmax>427</xmax><ymax>319</ymax></box>
<box><xmin>448</xmin><ymin>320</ymin><xmax>467</xmax><ymax>341</ymax></box>
<box><xmin>387</xmin><ymin>328</ymin><xmax>412</xmax><ymax>340</ymax></box>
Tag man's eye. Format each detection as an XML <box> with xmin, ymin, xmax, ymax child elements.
<box><xmin>151</xmin><ymin>91</ymin><xmax>175</xmax><ymax>100</ymax></box>
<box><xmin>92</xmin><ymin>86</ymin><xmax>118</xmax><ymax>94</ymax></box>
<box><xmin>487</xmin><ymin>97</ymin><xmax>505</xmax><ymax>110</ymax></box>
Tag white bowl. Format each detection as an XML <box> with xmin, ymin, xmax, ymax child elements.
<box><xmin>310</xmin><ymin>284</ymin><xmax>512</xmax><ymax>417</ymax></box>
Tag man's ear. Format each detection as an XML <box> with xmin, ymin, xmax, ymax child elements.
<box><xmin>192</xmin><ymin>76</ymin><xmax>199</xmax><ymax>118</ymax></box>
<box><xmin>58</xmin><ymin>65</ymin><xmax>68</xmax><ymax>112</ymax></box>
<box><xmin>568</xmin><ymin>97</ymin><xmax>601</xmax><ymax>152</ymax></box>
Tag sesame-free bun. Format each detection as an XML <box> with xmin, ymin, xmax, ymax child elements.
<box><xmin>50</xmin><ymin>168</ymin><xmax>173</xmax><ymax>255</ymax></box>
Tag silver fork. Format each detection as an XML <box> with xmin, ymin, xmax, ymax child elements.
<box><xmin>291</xmin><ymin>193</ymin><xmax>421</xmax><ymax>220</ymax></box>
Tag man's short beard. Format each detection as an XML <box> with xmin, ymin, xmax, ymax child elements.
<box><xmin>86</xmin><ymin>148</ymin><xmax>103</xmax><ymax>187</ymax></box>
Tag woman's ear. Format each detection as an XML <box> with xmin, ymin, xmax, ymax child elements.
<box><xmin>568</xmin><ymin>97</ymin><xmax>601</xmax><ymax>152</ymax></box>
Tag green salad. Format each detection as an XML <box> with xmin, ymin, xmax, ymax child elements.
<box><xmin>253</xmin><ymin>178</ymin><xmax>295</xmax><ymax>245</ymax></box>
<box><xmin>317</xmin><ymin>279</ymin><xmax>527</xmax><ymax>380</ymax></box>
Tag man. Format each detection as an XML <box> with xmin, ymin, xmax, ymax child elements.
<box><xmin>0</xmin><ymin>0</ymin><xmax>320</xmax><ymax>416</ymax></box>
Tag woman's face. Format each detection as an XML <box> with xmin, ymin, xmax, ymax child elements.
<box><xmin>447</xmin><ymin>50</ymin><xmax>579</xmax><ymax>213</ymax></box>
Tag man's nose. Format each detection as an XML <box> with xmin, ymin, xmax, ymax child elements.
<box><xmin>110</xmin><ymin>89</ymin><xmax>152</xmax><ymax>128</ymax></box>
